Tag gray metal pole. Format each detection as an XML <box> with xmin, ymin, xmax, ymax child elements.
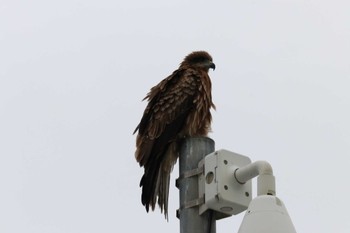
<box><xmin>178</xmin><ymin>137</ymin><xmax>216</xmax><ymax>233</ymax></box>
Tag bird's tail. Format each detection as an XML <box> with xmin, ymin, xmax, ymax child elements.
<box><xmin>140</xmin><ymin>143</ymin><xmax>178</xmax><ymax>219</ymax></box>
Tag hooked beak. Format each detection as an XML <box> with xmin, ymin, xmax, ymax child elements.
<box><xmin>209</xmin><ymin>62</ymin><xmax>216</xmax><ymax>70</ymax></box>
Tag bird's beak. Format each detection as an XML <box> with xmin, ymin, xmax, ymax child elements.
<box><xmin>209</xmin><ymin>62</ymin><xmax>216</xmax><ymax>70</ymax></box>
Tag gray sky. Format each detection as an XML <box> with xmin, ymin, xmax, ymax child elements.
<box><xmin>1</xmin><ymin>0</ymin><xmax>349</xmax><ymax>232</ymax></box>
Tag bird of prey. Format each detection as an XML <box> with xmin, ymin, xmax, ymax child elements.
<box><xmin>133</xmin><ymin>51</ymin><xmax>216</xmax><ymax>219</ymax></box>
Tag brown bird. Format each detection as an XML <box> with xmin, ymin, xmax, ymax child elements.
<box><xmin>133</xmin><ymin>51</ymin><xmax>216</xmax><ymax>219</ymax></box>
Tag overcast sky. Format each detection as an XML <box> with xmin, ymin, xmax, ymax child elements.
<box><xmin>1</xmin><ymin>0</ymin><xmax>349</xmax><ymax>232</ymax></box>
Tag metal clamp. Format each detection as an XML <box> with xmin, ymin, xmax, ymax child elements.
<box><xmin>176</xmin><ymin>196</ymin><xmax>205</xmax><ymax>218</ymax></box>
<box><xmin>176</xmin><ymin>165</ymin><xmax>204</xmax><ymax>188</ymax></box>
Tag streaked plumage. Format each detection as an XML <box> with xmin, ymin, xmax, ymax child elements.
<box><xmin>133</xmin><ymin>51</ymin><xmax>215</xmax><ymax>219</ymax></box>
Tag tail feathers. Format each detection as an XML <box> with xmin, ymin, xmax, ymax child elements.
<box><xmin>158</xmin><ymin>169</ymin><xmax>171</xmax><ymax>219</ymax></box>
<box><xmin>140</xmin><ymin>163</ymin><xmax>171</xmax><ymax>219</ymax></box>
<box><xmin>140</xmin><ymin>165</ymin><xmax>159</xmax><ymax>212</ymax></box>
<box><xmin>139</xmin><ymin>143</ymin><xmax>178</xmax><ymax>219</ymax></box>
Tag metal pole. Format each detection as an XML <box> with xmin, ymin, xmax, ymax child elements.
<box><xmin>178</xmin><ymin>137</ymin><xmax>216</xmax><ymax>233</ymax></box>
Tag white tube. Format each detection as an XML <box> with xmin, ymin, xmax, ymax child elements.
<box><xmin>234</xmin><ymin>160</ymin><xmax>276</xmax><ymax>196</ymax></box>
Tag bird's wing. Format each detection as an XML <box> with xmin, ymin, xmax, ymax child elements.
<box><xmin>134</xmin><ymin>68</ymin><xmax>199</xmax><ymax>165</ymax></box>
<box><xmin>134</xmin><ymin>68</ymin><xmax>202</xmax><ymax>216</ymax></box>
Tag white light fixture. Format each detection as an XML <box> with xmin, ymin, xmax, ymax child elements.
<box><xmin>199</xmin><ymin>150</ymin><xmax>297</xmax><ymax>233</ymax></box>
<box><xmin>238</xmin><ymin>195</ymin><xmax>296</xmax><ymax>233</ymax></box>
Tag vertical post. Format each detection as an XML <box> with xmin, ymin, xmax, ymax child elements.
<box><xmin>178</xmin><ymin>137</ymin><xmax>216</xmax><ymax>233</ymax></box>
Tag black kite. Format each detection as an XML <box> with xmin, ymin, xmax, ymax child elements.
<box><xmin>133</xmin><ymin>51</ymin><xmax>216</xmax><ymax>219</ymax></box>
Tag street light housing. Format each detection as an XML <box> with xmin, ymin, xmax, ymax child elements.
<box><xmin>238</xmin><ymin>195</ymin><xmax>297</xmax><ymax>233</ymax></box>
<box><xmin>197</xmin><ymin>149</ymin><xmax>297</xmax><ymax>232</ymax></box>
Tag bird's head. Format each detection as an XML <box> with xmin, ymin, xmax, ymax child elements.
<box><xmin>180</xmin><ymin>51</ymin><xmax>215</xmax><ymax>72</ymax></box>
